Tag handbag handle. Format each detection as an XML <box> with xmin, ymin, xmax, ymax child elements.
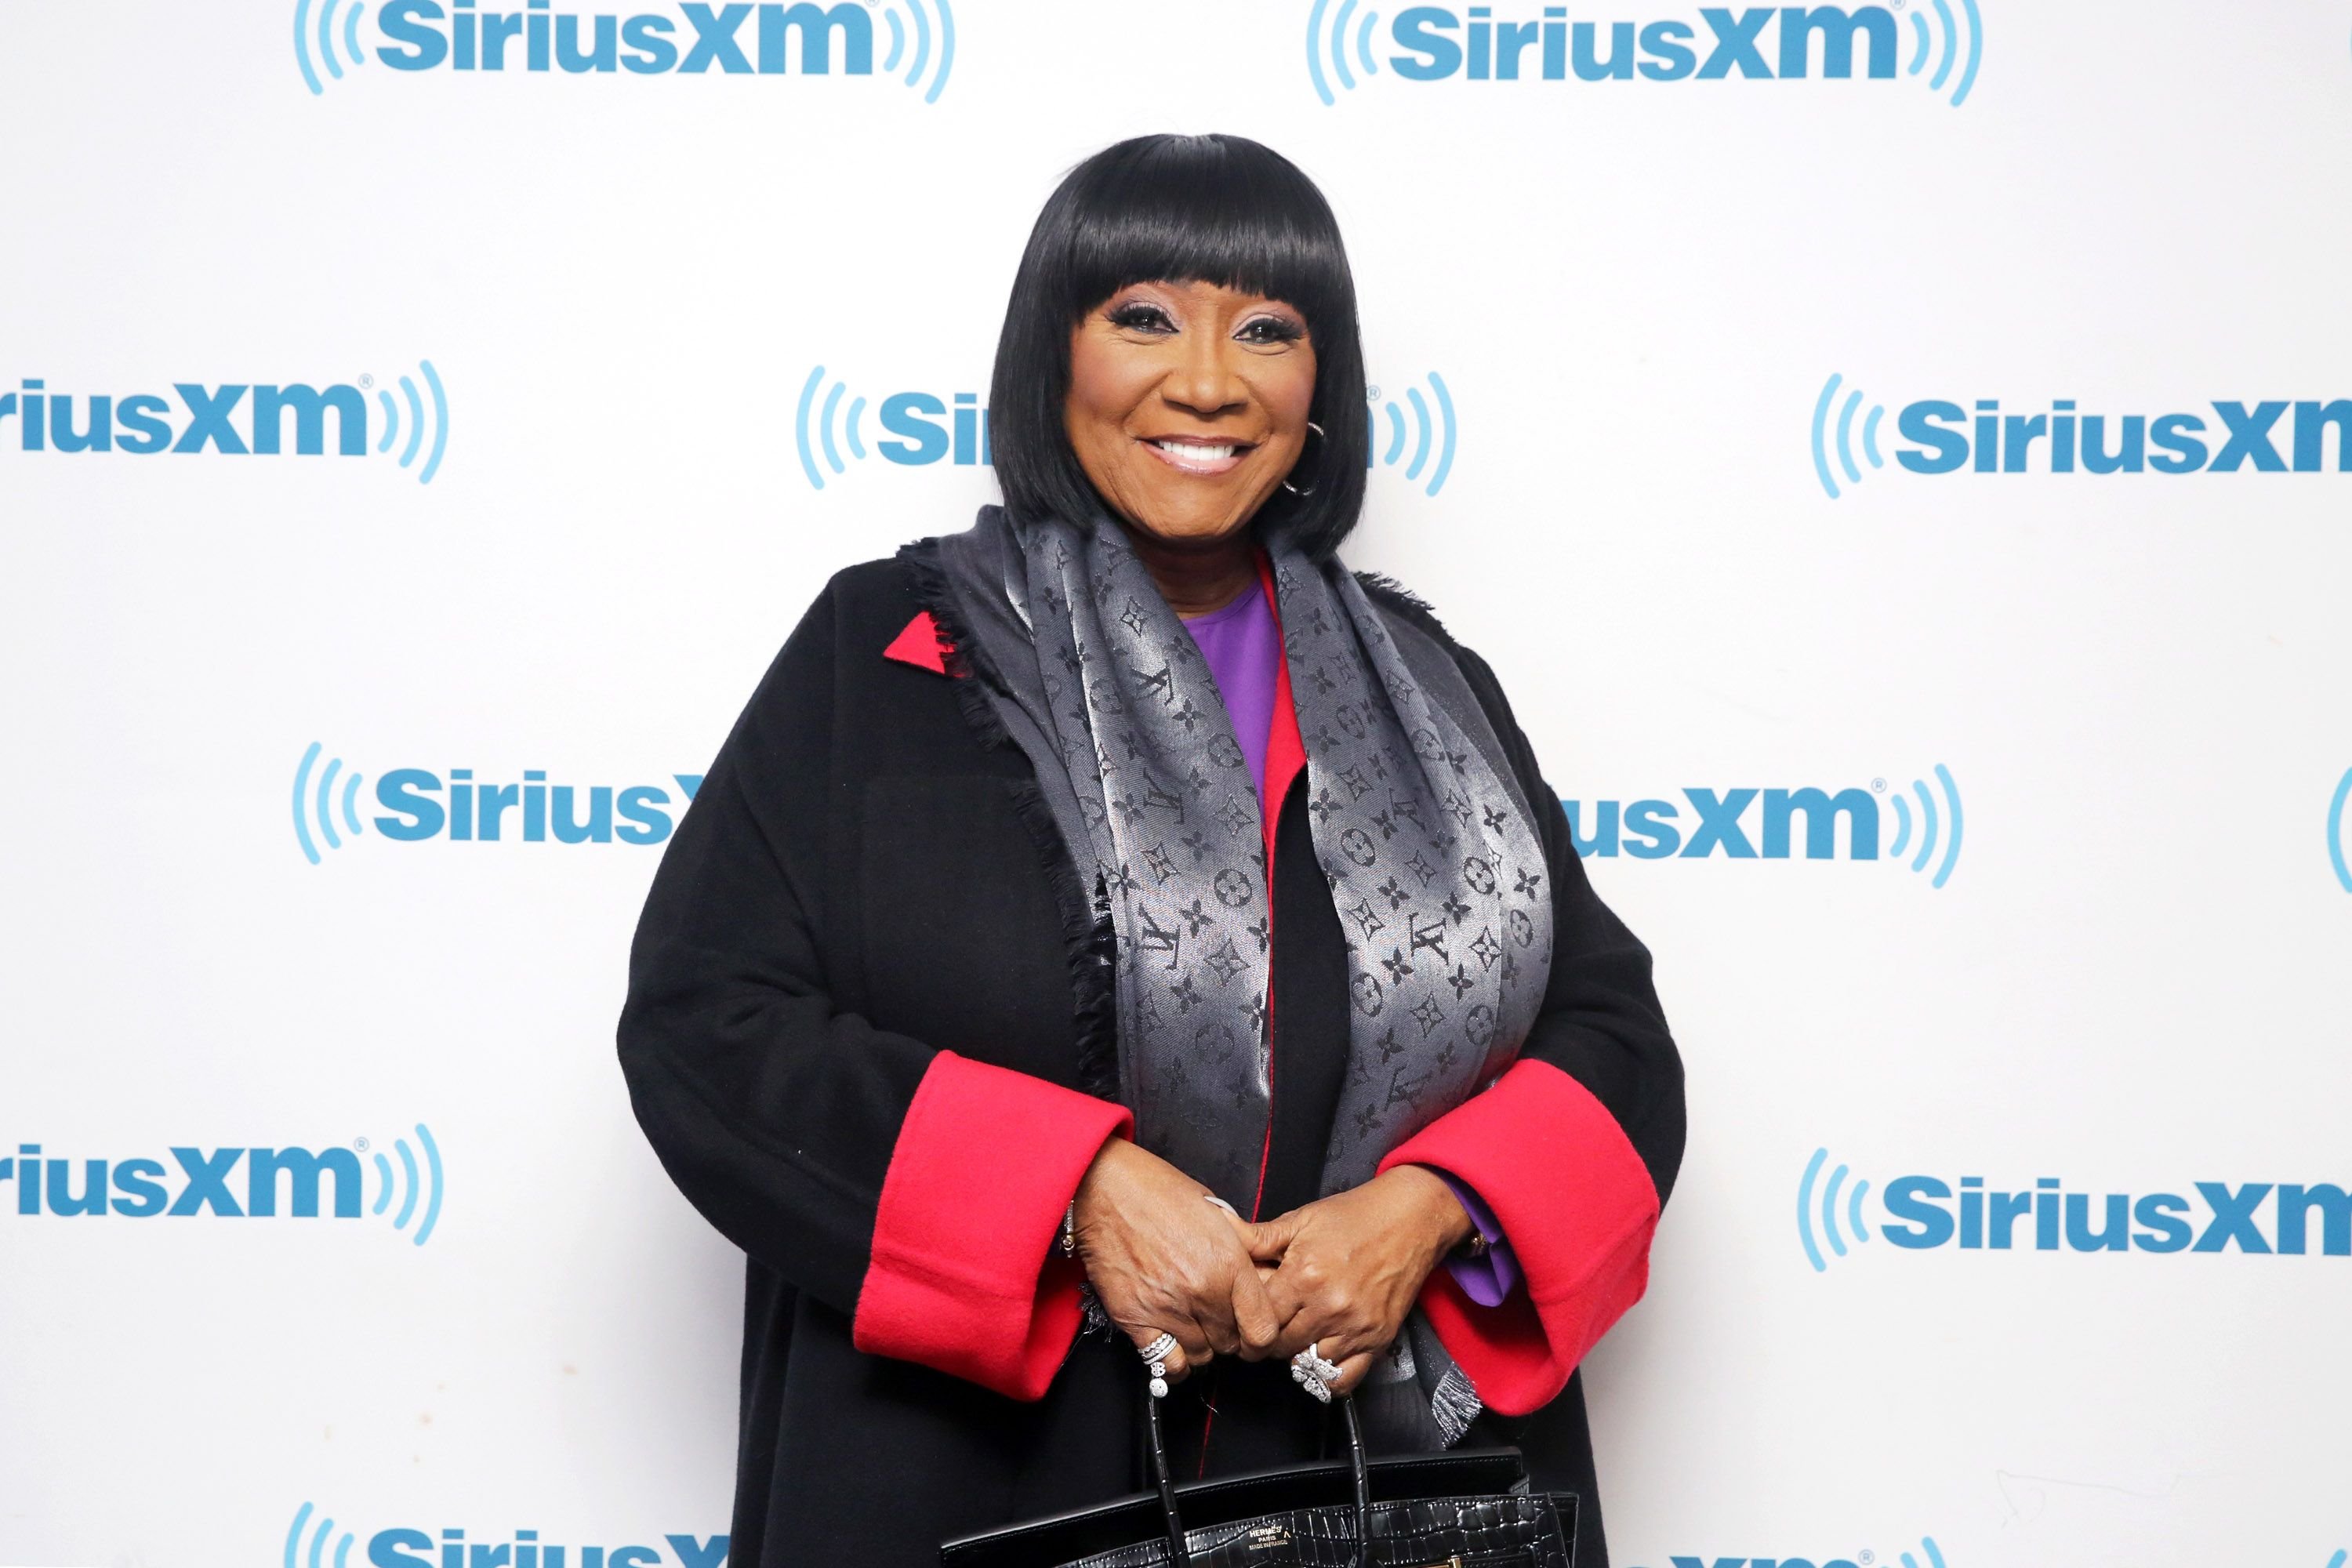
<box><xmin>1143</xmin><ymin>1381</ymin><xmax>1373</xmax><ymax>1568</ymax></box>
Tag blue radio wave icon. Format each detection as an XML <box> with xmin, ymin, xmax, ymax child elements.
<box><xmin>878</xmin><ymin>0</ymin><xmax>956</xmax><ymax>103</ymax></box>
<box><xmin>795</xmin><ymin>366</ymin><xmax>869</xmax><ymax>491</ymax></box>
<box><xmin>371</xmin><ymin>361</ymin><xmax>450</xmax><ymax>485</ymax></box>
<box><xmin>1904</xmin><ymin>0</ymin><xmax>1984</xmax><ymax>107</ymax></box>
<box><xmin>1797</xmin><ymin>1146</ymin><xmax>1874</xmax><ymax>1272</ymax></box>
<box><xmin>285</xmin><ymin>1503</ymin><xmax>354</xmax><ymax>1568</ymax></box>
<box><xmin>1305</xmin><ymin>0</ymin><xmax>1383</xmax><ymax>105</ymax></box>
<box><xmin>1810</xmin><ymin>372</ymin><xmax>1888</xmax><ymax>499</ymax></box>
<box><xmin>292</xmin><ymin>743</ymin><xmax>365</xmax><ymax>866</ymax></box>
<box><xmin>1901</xmin><ymin>1540</ymin><xmax>1951</xmax><ymax>1568</ymax></box>
<box><xmin>368</xmin><ymin>1123</ymin><xmax>446</xmax><ymax>1245</ymax></box>
<box><xmin>294</xmin><ymin>0</ymin><xmax>369</xmax><ymax>95</ymax></box>
<box><xmin>2328</xmin><ymin>768</ymin><xmax>2352</xmax><ymax>894</ymax></box>
<box><xmin>1370</xmin><ymin>374</ymin><xmax>1457</xmax><ymax>497</ymax></box>
<box><xmin>1882</xmin><ymin>764</ymin><xmax>1964</xmax><ymax>890</ymax></box>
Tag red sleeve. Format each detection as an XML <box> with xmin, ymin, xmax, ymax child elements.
<box><xmin>1376</xmin><ymin>1057</ymin><xmax>1660</xmax><ymax>1415</ymax></box>
<box><xmin>851</xmin><ymin>1052</ymin><xmax>1132</xmax><ymax>1400</ymax></box>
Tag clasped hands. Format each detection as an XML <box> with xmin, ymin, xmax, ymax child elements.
<box><xmin>1071</xmin><ymin>1138</ymin><xmax>1474</xmax><ymax>1396</ymax></box>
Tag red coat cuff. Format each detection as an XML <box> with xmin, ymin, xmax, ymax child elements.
<box><xmin>1377</xmin><ymin>1058</ymin><xmax>1659</xmax><ymax>1415</ymax></box>
<box><xmin>852</xmin><ymin>1052</ymin><xmax>1132</xmax><ymax>1399</ymax></box>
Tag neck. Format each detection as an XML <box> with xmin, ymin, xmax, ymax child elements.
<box><xmin>1120</xmin><ymin>524</ymin><xmax>1258</xmax><ymax>619</ymax></box>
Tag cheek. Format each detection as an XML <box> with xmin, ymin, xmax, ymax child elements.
<box><xmin>1265</xmin><ymin>354</ymin><xmax>1320</xmax><ymax>429</ymax></box>
<box><xmin>1065</xmin><ymin>332</ymin><xmax>1147</xmax><ymax>445</ymax></box>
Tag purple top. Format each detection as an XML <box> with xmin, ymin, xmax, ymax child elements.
<box><xmin>1181</xmin><ymin>586</ymin><xmax>1521</xmax><ymax>1308</ymax></box>
<box><xmin>1434</xmin><ymin>1172</ymin><xmax>1521</xmax><ymax>1307</ymax></box>
<box><xmin>1178</xmin><ymin>586</ymin><xmax>1281</xmax><ymax>807</ymax></box>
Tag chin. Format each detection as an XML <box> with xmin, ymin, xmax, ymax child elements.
<box><xmin>1127</xmin><ymin>508</ymin><xmax>1258</xmax><ymax>548</ymax></box>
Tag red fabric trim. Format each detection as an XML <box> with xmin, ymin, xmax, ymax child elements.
<box><xmin>852</xmin><ymin>1052</ymin><xmax>1131</xmax><ymax>1400</ymax></box>
<box><xmin>1377</xmin><ymin>1059</ymin><xmax>1660</xmax><ymax>1415</ymax></box>
<box><xmin>1244</xmin><ymin>552</ymin><xmax>1302</xmax><ymax>1228</ymax></box>
<box><xmin>1254</xmin><ymin>555</ymin><xmax>1306</xmax><ymax>862</ymax></box>
<box><xmin>883</xmin><ymin>610</ymin><xmax>954</xmax><ymax>676</ymax></box>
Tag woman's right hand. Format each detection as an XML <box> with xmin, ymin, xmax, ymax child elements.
<box><xmin>1073</xmin><ymin>1139</ymin><xmax>1282</xmax><ymax>1385</ymax></box>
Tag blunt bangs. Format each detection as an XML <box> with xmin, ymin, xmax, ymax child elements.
<box><xmin>988</xmin><ymin>134</ymin><xmax>1370</xmax><ymax>560</ymax></box>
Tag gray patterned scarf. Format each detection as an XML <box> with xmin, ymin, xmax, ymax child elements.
<box><xmin>933</xmin><ymin>505</ymin><xmax>1553</xmax><ymax>1448</ymax></box>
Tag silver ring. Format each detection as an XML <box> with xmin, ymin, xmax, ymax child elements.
<box><xmin>1290</xmin><ymin>1343</ymin><xmax>1341</xmax><ymax>1385</ymax></box>
<box><xmin>1138</xmin><ymin>1332</ymin><xmax>1178</xmax><ymax>1365</ymax></box>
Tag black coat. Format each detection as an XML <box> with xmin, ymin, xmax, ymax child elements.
<box><xmin>618</xmin><ymin>553</ymin><xmax>1684</xmax><ymax>1568</ymax></box>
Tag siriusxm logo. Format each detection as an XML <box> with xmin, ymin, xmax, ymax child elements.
<box><xmin>3</xmin><ymin>1126</ymin><xmax>444</xmax><ymax>1245</ymax></box>
<box><xmin>287</xmin><ymin>1506</ymin><xmax>725</xmax><ymax>1568</ymax></box>
<box><xmin>2329</xmin><ymin>767</ymin><xmax>2351</xmax><ymax>894</ymax></box>
<box><xmin>1798</xmin><ymin>1148</ymin><xmax>2351</xmax><ymax>1270</ymax></box>
<box><xmin>796</xmin><ymin>368</ymin><xmax>1459</xmax><ymax>496</ymax></box>
<box><xmin>1560</xmin><ymin>768</ymin><xmax>1962</xmax><ymax>888</ymax></box>
<box><xmin>0</xmin><ymin>365</ymin><xmax>449</xmax><ymax>485</ymax></box>
<box><xmin>1630</xmin><ymin>1538</ymin><xmax>1947</xmax><ymax>1568</ymax></box>
<box><xmin>296</xmin><ymin>0</ymin><xmax>955</xmax><ymax>101</ymax></box>
<box><xmin>1811</xmin><ymin>373</ymin><xmax>2352</xmax><ymax>498</ymax></box>
<box><xmin>1306</xmin><ymin>2</ymin><xmax>1981</xmax><ymax>107</ymax></box>
<box><xmin>292</xmin><ymin>743</ymin><xmax>702</xmax><ymax>863</ymax></box>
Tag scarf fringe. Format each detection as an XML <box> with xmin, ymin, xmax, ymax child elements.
<box><xmin>896</xmin><ymin>538</ymin><xmax>1123</xmax><ymax>1105</ymax></box>
<box><xmin>1351</xmin><ymin>571</ymin><xmax>1454</xmax><ymax>643</ymax></box>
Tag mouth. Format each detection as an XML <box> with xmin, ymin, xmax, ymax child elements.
<box><xmin>1140</xmin><ymin>435</ymin><xmax>1256</xmax><ymax>476</ymax></box>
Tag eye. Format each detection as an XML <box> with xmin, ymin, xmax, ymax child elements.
<box><xmin>1107</xmin><ymin>300</ymin><xmax>1176</xmax><ymax>334</ymax></box>
<box><xmin>1236</xmin><ymin>314</ymin><xmax>1306</xmax><ymax>347</ymax></box>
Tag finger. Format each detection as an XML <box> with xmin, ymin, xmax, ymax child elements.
<box><xmin>1193</xmin><ymin>1288</ymin><xmax>1243</xmax><ymax>1358</ymax></box>
<box><xmin>1325</xmin><ymin>1350</ymin><xmax>1380</xmax><ymax>1397</ymax></box>
<box><xmin>1227</xmin><ymin>1266</ymin><xmax>1283</xmax><ymax>1358</ymax></box>
<box><xmin>1125</xmin><ymin>1323</ymin><xmax>1203</xmax><ymax>1385</ymax></box>
<box><xmin>1171</xmin><ymin>1316</ymin><xmax>1216</xmax><ymax>1375</ymax></box>
<box><xmin>1243</xmin><ymin>1210</ymin><xmax>1301</xmax><ymax>1264</ymax></box>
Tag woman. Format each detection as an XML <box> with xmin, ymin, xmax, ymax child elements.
<box><xmin>619</xmin><ymin>133</ymin><xmax>1683</xmax><ymax>1567</ymax></box>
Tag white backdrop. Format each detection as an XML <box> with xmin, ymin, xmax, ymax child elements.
<box><xmin>2</xmin><ymin>4</ymin><xmax>2348</xmax><ymax>1566</ymax></box>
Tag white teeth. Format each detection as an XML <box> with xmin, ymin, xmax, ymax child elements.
<box><xmin>1153</xmin><ymin>440</ymin><xmax>1237</xmax><ymax>460</ymax></box>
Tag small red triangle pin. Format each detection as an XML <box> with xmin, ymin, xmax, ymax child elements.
<box><xmin>883</xmin><ymin>610</ymin><xmax>955</xmax><ymax>675</ymax></box>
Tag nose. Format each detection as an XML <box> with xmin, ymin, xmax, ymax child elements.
<box><xmin>1159</xmin><ymin>328</ymin><xmax>1247</xmax><ymax>421</ymax></box>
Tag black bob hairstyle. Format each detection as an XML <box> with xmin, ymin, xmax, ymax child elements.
<box><xmin>987</xmin><ymin>134</ymin><xmax>1370</xmax><ymax>561</ymax></box>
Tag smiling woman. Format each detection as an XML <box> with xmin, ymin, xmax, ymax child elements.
<box><xmin>618</xmin><ymin>133</ymin><xmax>1684</xmax><ymax>1568</ymax></box>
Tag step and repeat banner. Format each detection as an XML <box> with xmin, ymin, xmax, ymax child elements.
<box><xmin>1</xmin><ymin>3</ymin><xmax>2346</xmax><ymax>1566</ymax></box>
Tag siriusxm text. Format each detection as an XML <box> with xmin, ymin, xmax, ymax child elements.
<box><xmin>376</xmin><ymin>1</ymin><xmax>874</xmax><ymax>74</ymax></box>
<box><xmin>373</xmin><ymin>769</ymin><xmax>702</xmax><ymax>844</ymax></box>
<box><xmin>1564</xmin><ymin>788</ymin><xmax>1876</xmax><ymax>859</ymax></box>
<box><xmin>1388</xmin><ymin>5</ymin><xmax>1902</xmax><ymax>82</ymax></box>
<box><xmin>1896</xmin><ymin>398</ymin><xmax>2352</xmax><ymax>474</ymax></box>
<box><xmin>369</xmin><ymin>1529</ymin><xmax>728</xmax><ymax>1568</ymax></box>
<box><xmin>1881</xmin><ymin>1176</ymin><xmax>2350</xmax><ymax>1254</ymax></box>
<box><xmin>2</xmin><ymin>380</ymin><xmax>368</xmax><ymax>455</ymax></box>
<box><xmin>7</xmin><ymin>1145</ymin><xmax>371</xmax><ymax>1218</ymax></box>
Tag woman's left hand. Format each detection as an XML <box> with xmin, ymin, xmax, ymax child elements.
<box><xmin>1243</xmin><ymin>1164</ymin><xmax>1474</xmax><ymax>1395</ymax></box>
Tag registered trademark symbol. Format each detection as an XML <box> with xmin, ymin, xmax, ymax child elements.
<box><xmin>359</xmin><ymin>375</ymin><xmax>373</xmax><ymax>389</ymax></box>
<box><xmin>1366</xmin><ymin>386</ymin><xmax>1381</xmax><ymax>402</ymax></box>
<box><xmin>354</xmin><ymin>1136</ymin><xmax>371</xmax><ymax>1150</ymax></box>
<box><xmin>1871</xmin><ymin>777</ymin><xmax>1886</xmax><ymax>793</ymax></box>
<box><xmin>1860</xmin><ymin>1554</ymin><xmax>1875</xmax><ymax>1566</ymax></box>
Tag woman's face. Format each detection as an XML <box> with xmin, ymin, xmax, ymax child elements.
<box><xmin>1064</xmin><ymin>278</ymin><xmax>1319</xmax><ymax>549</ymax></box>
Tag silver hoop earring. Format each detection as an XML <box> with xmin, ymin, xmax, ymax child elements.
<box><xmin>1279</xmin><ymin>421</ymin><xmax>1327</xmax><ymax>496</ymax></box>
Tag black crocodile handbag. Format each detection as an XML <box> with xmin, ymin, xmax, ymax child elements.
<box><xmin>940</xmin><ymin>1390</ymin><xmax>1577</xmax><ymax>1568</ymax></box>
